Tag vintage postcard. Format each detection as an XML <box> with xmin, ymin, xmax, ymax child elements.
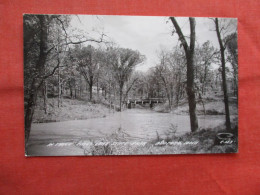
<box><xmin>24</xmin><ymin>14</ymin><xmax>238</xmax><ymax>156</ymax></box>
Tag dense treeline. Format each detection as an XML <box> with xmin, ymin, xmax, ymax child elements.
<box><xmin>24</xmin><ymin>15</ymin><xmax>238</xmax><ymax>142</ymax></box>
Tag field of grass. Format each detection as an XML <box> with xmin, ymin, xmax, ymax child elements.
<box><xmin>33</xmin><ymin>96</ymin><xmax>113</xmax><ymax>123</ymax></box>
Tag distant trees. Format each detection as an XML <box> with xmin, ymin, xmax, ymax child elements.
<box><xmin>109</xmin><ymin>48</ymin><xmax>145</xmax><ymax>111</ymax></box>
<box><xmin>59</xmin><ymin>45</ymin><xmax>145</xmax><ymax>112</ymax></box>
<box><xmin>155</xmin><ymin>51</ymin><xmax>174</xmax><ymax>109</ymax></box>
<box><xmin>194</xmin><ymin>41</ymin><xmax>217</xmax><ymax>96</ymax></box>
<box><xmin>70</xmin><ymin>45</ymin><xmax>101</xmax><ymax>101</ymax></box>
<box><xmin>142</xmin><ymin>68</ymin><xmax>164</xmax><ymax>99</ymax></box>
<box><xmin>153</xmin><ymin>49</ymin><xmax>186</xmax><ymax>109</ymax></box>
<box><xmin>168</xmin><ymin>49</ymin><xmax>187</xmax><ymax>106</ymax></box>
<box><xmin>170</xmin><ymin>17</ymin><xmax>199</xmax><ymax>132</ymax></box>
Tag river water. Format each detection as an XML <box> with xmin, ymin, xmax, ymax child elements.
<box><xmin>29</xmin><ymin>109</ymin><xmax>228</xmax><ymax>145</ymax></box>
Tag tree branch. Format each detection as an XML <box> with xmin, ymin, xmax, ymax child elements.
<box><xmin>189</xmin><ymin>17</ymin><xmax>196</xmax><ymax>52</ymax></box>
<box><xmin>170</xmin><ymin>17</ymin><xmax>189</xmax><ymax>53</ymax></box>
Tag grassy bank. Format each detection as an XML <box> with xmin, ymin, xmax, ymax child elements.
<box><xmin>153</xmin><ymin>94</ymin><xmax>238</xmax><ymax>116</ymax></box>
<box><xmin>33</xmin><ymin>97</ymin><xmax>113</xmax><ymax>123</ymax></box>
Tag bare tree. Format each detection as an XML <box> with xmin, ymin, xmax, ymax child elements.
<box><xmin>170</xmin><ymin>17</ymin><xmax>198</xmax><ymax>132</ymax></box>
<box><xmin>214</xmin><ymin>18</ymin><xmax>234</xmax><ymax>131</ymax></box>
<box><xmin>155</xmin><ymin>55</ymin><xmax>174</xmax><ymax>110</ymax></box>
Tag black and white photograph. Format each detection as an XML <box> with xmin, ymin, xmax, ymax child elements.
<box><xmin>24</xmin><ymin>14</ymin><xmax>238</xmax><ymax>156</ymax></box>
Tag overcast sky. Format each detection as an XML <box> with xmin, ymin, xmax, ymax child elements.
<box><xmin>70</xmin><ymin>15</ymin><xmax>236</xmax><ymax>72</ymax></box>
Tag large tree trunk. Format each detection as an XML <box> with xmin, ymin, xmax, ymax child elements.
<box><xmin>170</xmin><ymin>17</ymin><xmax>198</xmax><ymax>132</ymax></box>
<box><xmin>186</xmin><ymin>51</ymin><xmax>199</xmax><ymax>132</ymax></box>
<box><xmin>25</xmin><ymin>15</ymin><xmax>49</xmax><ymax>143</ymax></box>
<box><xmin>215</xmin><ymin>18</ymin><xmax>231</xmax><ymax>131</ymax></box>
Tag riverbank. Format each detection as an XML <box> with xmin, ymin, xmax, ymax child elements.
<box><xmin>33</xmin><ymin>97</ymin><xmax>113</xmax><ymax>123</ymax></box>
<box><xmin>75</xmin><ymin>117</ymin><xmax>238</xmax><ymax>155</ymax></box>
<box><xmin>27</xmin><ymin>96</ymin><xmax>238</xmax><ymax>156</ymax></box>
<box><xmin>153</xmin><ymin>94</ymin><xmax>238</xmax><ymax>116</ymax></box>
<box><xmin>142</xmin><ymin>120</ymin><xmax>238</xmax><ymax>154</ymax></box>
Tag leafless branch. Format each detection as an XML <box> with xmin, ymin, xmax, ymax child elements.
<box><xmin>170</xmin><ymin>17</ymin><xmax>189</xmax><ymax>53</ymax></box>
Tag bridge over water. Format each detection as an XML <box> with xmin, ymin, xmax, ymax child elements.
<box><xmin>125</xmin><ymin>98</ymin><xmax>166</xmax><ymax>109</ymax></box>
